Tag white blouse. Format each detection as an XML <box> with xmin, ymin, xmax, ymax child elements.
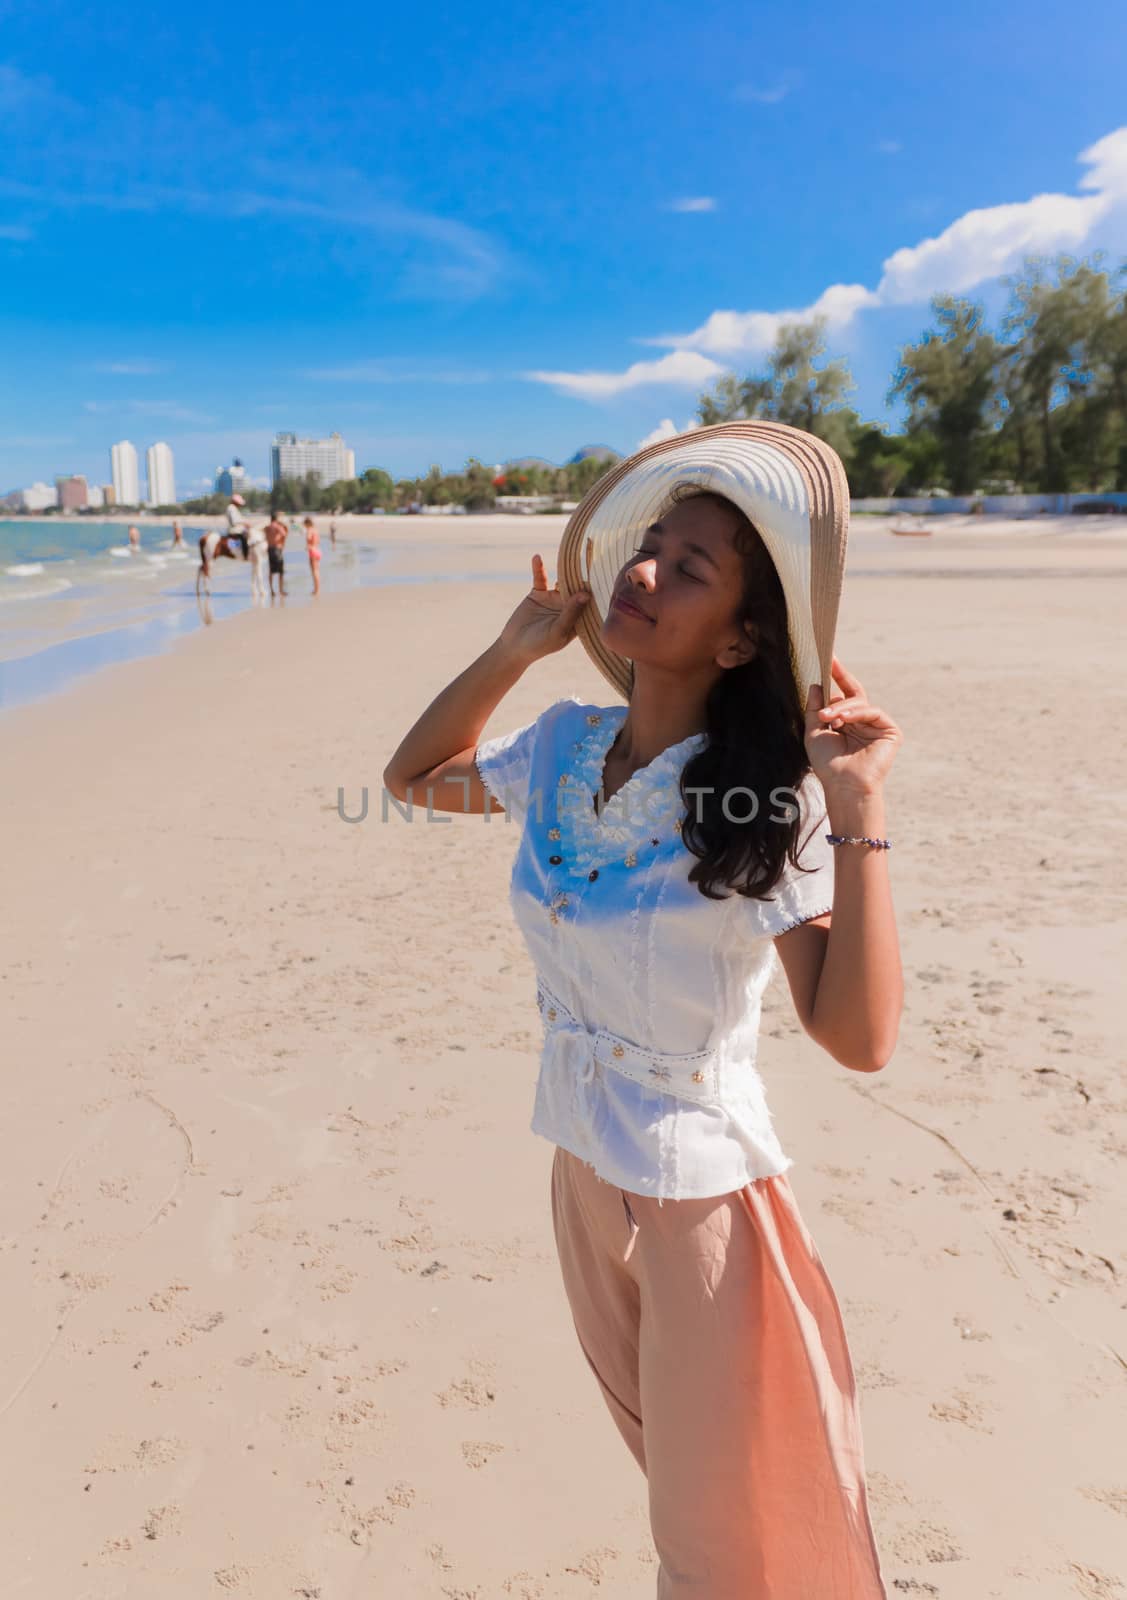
<box><xmin>474</xmin><ymin>695</ymin><xmax>836</xmax><ymax>1200</ymax></box>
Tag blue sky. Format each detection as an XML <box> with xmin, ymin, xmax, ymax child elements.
<box><xmin>2</xmin><ymin>0</ymin><xmax>1126</xmax><ymax>494</ymax></box>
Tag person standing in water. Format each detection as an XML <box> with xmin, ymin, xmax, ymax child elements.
<box><xmin>128</xmin><ymin>524</ymin><xmax>141</xmax><ymax>550</ymax></box>
<box><xmin>171</xmin><ymin>519</ymin><xmax>184</xmax><ymax>549</ymax></box>
<box><xmin>383</xmin><ymin>422</ymin><xmax>902</xmax><ymax>1596</ymax></box>
<box><xmin>264</xmin><ymin>510</ymin><xmax>288</xmax><ymax>599</ymax></box>
<box><xmin>303</xmin><ymin>515</ymin><xmax>322</xmax><ymax>596</ymax></box>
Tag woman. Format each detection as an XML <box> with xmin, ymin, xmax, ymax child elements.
<box><xmin>383</xmin><ymin>423</ymin><xmax>903</xmax><ymax>1597</ymax></box>
<box><xmin>303</xmin><ymin>515</ymin><xmax>322</xmax><ymax>596</ymax></box>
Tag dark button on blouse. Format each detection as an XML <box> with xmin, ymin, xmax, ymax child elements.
<box><xmin>588</xmin><ymin>869</ymin><xmax>599</xmax><ymax>882</ymax></box>
<box><xmin>549</xmin><ymin>854</ymin><xmax>563</xmax><ymax>865</ymax></box>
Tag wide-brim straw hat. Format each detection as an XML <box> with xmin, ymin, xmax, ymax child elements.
<box><xmin>557</xmin><ymin>420</ymin><xmax>849</xmax><ymax>707</ymax></box>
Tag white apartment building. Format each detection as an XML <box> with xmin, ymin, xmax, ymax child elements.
<box><xmin>19</xmin><ymin>481</ymin><xmax>57</xmax><ymax>512</ymax></box>
<box><xmin>146</xmin><ymin>441</ymin><xmax>176</xmax><ymax>506</ymax></box>
<box><xmin>270</xmin><ymin>432</ymin><xmax>353</xmax><ymax>488</ymax></box>
<box><xmin>111</xmin><ymin>440</ymin><xmax>140</xmax><ymax>506</ymax></box>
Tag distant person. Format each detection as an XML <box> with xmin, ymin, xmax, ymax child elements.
<box><xmin>304</xmin><ymin>516</ymin><xmax>322</xmax><ymax>595</ymax></box>
<box><xmin>246</xmin><ymin>518</ymin><xmax>269</xmax><ymax>602</ymax></box>
<box><xmin>171</xmin><ymin>519</ymin><xmax>184</xmax><ymax>548</ymax></box>
<box><xmin>225</xmin><ymin>492</ymin><xmax>250</xmax><ymax>559</ymax></box>
<box><xmin>329</xmin><ymin>518</ymin><xmax>337</xmax><ymax>548</ymax></box>
<box><xmin>264</xmin><ymin>510</ymin><xmax>288</xmax><ymax>598</ymax></box>
<box><xmin>128</xmin><ymin>524</ymin><xmax>141</xmax><ymax>550</ymax></box>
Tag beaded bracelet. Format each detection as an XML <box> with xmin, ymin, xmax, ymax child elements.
<box><xmin>825</xmin><ymin>833</ymin><xmax>892</xmax><ymax>850</ymax></box>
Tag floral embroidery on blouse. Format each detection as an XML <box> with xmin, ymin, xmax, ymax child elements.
<box><xmin>555</xmin><ymin>704</ymin><xmax>708</xmax><ymax>879</ymax></box>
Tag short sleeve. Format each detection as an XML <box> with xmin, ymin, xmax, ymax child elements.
<box><xmin>474</xmin><ymin>696</ymin><xmax>578</xmax><ymax>820</ymax></box>
<box><xmin>741</xmin><ymin>771</ymin><xmax>835</xmax><ymax>940</ymax></box>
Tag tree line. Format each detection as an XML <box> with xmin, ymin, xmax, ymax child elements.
<box><xmin>182</xmin><ymin>453</ymin><xmax>617</xmax><ymax>516</ymax></box>
<box><xmin>182</xmin><ymin>250</ymin><xmax>1127</xmax><ymax>514</ymax></box>
<box><xmin>697</xmin><ymin>251</ymin><xmax>1127</xmax><ymax>496</ymax></box>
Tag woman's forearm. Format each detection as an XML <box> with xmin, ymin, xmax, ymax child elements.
<box><xmin>382</xmin><ymin>636</ymin><xmax>531</xmax><ymax>789</ymax></box>
<box><xmin>809</xmin><ymin>793</ymin><xmax>903</xmax><ymax>1072</ymax></box>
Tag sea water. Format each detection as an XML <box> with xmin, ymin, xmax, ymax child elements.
<box><xmin>0</xmin><ymin>519</ymin><xmax>525</xmax><ymax>712</ymax></box>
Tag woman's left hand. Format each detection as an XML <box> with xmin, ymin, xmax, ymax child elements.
<box><xmin>804</xmin><ymin>655</ymin><xmax>902</xmax><ymax>797</ymax></box>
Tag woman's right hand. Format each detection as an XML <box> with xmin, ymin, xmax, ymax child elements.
<box><xmin>498</xmin><ymin>554</ymin><xmax>591</xmax><ymax>664</ymax></box>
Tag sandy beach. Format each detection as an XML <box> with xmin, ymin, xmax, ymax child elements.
<box><xmin>1</xmin><ymin>512</ymin><xmax>1125</xmax><ymax>1597</ymax></box>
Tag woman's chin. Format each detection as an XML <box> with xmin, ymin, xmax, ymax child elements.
<box><xmin>601</xmin><ymin>613</ymin><xmax>652</xmax><ymax>658</ymax></box>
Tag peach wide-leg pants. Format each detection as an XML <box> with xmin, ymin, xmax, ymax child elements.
<box><xmin>549</xmin><ymin>1145</ymin><xmax>889</xmax><ymax>1599</ymax></box>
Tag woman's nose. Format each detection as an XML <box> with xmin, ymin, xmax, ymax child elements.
<box><xmin>627</xmin><ymin>556</ymin><xmax>657</xmax><ymax>587</ymax></box>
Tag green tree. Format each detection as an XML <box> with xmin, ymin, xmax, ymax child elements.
<box><xmin>888</xmin><ymin>295</ymin><xmax>1002</xmax><ymax>493</ymax></box>
<box><xmin>696</xmin><ymin>314</ymin><xmax>855</xmax><ymax>457</ymax></box>
<box><xmin>999</xmin><ymin>254</ymin><xmax>1111</xmax><ymax>491</ymax></box>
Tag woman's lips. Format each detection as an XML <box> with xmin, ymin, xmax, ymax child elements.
<box><xmin>611</xmin><ymin>591</ymin><xmax>653</xmax><ymax>622</ymax></box>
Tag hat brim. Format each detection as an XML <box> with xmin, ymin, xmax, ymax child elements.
<box><xmin>557</xmin><ymin>420</ymin><xmax>849</xmax><ymax>707</ymax></box>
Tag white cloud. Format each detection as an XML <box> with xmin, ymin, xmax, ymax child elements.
<box><xmin>665</xmin><ymin>196</ymin><xmax>716</xmax><ymax>214</ymax></box>
<box><xmin>644</xmin><ymin>283</ymin><xmax>879</xmax><ymax>357</ymax></box>
<box><xmin>1077</xmin><ymin>125</ymin><xmax>1127</xmax><ymax>196</ymax></box>
<box><xmin>538</xmin><ymin>123</ymin><xmax>1127</xmax><ymax>395</ymax></box>
<box><xmin>0</xmin><ymin>64</ymin><xmax>64</xmax><ymax>117</ymax></box>
<box><xmin>524</xmin><ymin>350</ymin><xmax>725</xmax><ymax>400</ymax></box>
<box><xmin>635</xmin><ymin>417</ymin><xmax>702</xmax><ymax>450</ymax></box>
<box><xmin>732</xmin><ymin>73</ymin><xmax>799</xmax><ymax>105</ymax></box>
<box><xmin>93</xmin><ymin>359</ymin><xmax>169</xmax><ymax>376</ymax></box>
<box><xmin>0</xmin><ymin>176</ymin><xmax>502</xmax><ymax>300</ymax></box>
<box><xmin>82</xmin><ymin>398</ymin><xmax>216</xmax><ymax>424</ymax></box>
<box><xmin>301</xmin><ymin>361</ymin><xmax>495</xmax><ymax>383</ymax></box>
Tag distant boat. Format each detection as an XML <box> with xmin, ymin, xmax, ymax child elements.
<box><xmin>891</xmin><ymin>521</ymin><xmax>931</xmax><ymax>537</ymax></box>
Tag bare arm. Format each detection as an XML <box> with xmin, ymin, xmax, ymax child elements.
<box><xmin>381</xmin><ymin>554</ymin><xmax>590</xmax><ymax>815</ymax></box>
<box><xmin>774</xmin><ymin>655</ymin><xmax>904</xmax><ymax>1073</ymax></box>
<box><xmin>774</xmin><ymin>790</ymin><xmax>901</xmax><ymax>1072</ymax></box>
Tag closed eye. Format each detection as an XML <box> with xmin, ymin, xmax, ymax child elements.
<box><xmin>630</xmin><ymin>545</ymin><xmax>703</xmax><ymax>581</ymax></box>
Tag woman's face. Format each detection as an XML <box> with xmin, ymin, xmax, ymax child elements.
<box><xmin>600</xmin><ymin>494</ymin><xmax>756</xmax><ymax>676</ymax></box>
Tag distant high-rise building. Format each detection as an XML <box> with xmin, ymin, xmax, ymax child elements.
<box><xmin>111</xmin><ymin>440</ymin><xmax>140</xmax><ymax>506</ymax></box>
<box><xmin>215</xmin><ymin>458</ymin><xmax>250</xmax><ymax>498</ymax></box>
<box><xmin>55</xmin><ymin>474</ymin><xmax>89</xmax><ymax>512</ymax></box>
<box><xmin>19</xmin><ymin>482</ymin><xmax>57</xmax><ymax>512</ymax></box>
<box><xmin>87</xmin><ymin>484</ymin><xmax>105</xmax><ymax>509</ymax></box>
<box><xmin>146</xmin><ymin>441</ymin><xmax>176</xmax><ymax>506</ymax></box>
<box><xmin>102</xmin><ymin>484</ymin><xmax>116</xmax><ymax>508</ymax></box>
<box><xmin>270</xmin><ymin>432</ymin><xmax>352</xmax><ymax>488</ymax></box>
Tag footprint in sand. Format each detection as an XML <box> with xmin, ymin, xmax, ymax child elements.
<box><xmin>888</xmin><ymin>1517</ymin><xmax>966</xmax><ymax>1565</ymax></box>
<box><xmin>1078</xmin><ymin>1483</ymin><xmax>1127</xmax><ymax>1520</ymax></box>
<box><xmin>501</xmin><ymin>1575</ymin><xmax>546</xmax><ymax>1598</ymax></box>
<box><xmin>1</xmin><ymin>1090</ymin><xmax>193</xmax><ymax>1420</ymax></box>
<box><xmin>436</xmin><ymin>1373</ymin><xmax>497</xmax><ymax>1409</ymax></box>
<box><xmin>928</xmin><ymin>1386</ymin><xmax>996</xmax><ymax>1432</ymax></box>
<box><xmin>1065</xmin><ymin>1562</ymin><xmax>1124</xmax><ymax>1599</ymax></box>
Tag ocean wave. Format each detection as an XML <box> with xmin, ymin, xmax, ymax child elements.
<box><xmin>5</xmin><ymin>563</ymin><xmax>46</xmax><ymax>576</ymax></box>
<box><xmin>0</xmin><ymin>575</ymin><xmax>73</xmax><ymax>603</ymax></box>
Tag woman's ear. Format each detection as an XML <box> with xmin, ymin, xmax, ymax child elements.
<box><xmin>717</xmin><ymin>618</ymin><xmax>758</xmax><ymax>671</ymax></box>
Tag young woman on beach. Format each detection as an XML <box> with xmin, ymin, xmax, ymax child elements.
<box><xmin>303</xmin><ymin>515</ymin><xmax>322</xmax><ymax>596</ymax></box>
<box><xmin>384</xmin><ymin>422</ymin><xmax>903</xmax><ymax>1598</ymax></box>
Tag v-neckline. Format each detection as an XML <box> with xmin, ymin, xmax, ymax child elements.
<box><xmin>555</xmin><ymin>705</ymin><xmax>708</xmax><ymax>877</ymax></box>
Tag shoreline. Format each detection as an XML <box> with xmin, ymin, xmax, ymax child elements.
<box><xmin>4</xmin><ymin>512</ymin><xmax>1127</xmax><ymax>716</ymax></box>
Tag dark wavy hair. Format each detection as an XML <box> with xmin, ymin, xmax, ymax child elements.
<box><xmin>662</xmin><ymin>485</ymin><xmax>822</xmax><ymax>906</ymax></box>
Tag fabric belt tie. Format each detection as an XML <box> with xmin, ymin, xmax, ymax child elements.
<box><xmin>534</xmin><ymin>979</ymin><xmax>730</xmax><ymax>1109</ymax></box>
